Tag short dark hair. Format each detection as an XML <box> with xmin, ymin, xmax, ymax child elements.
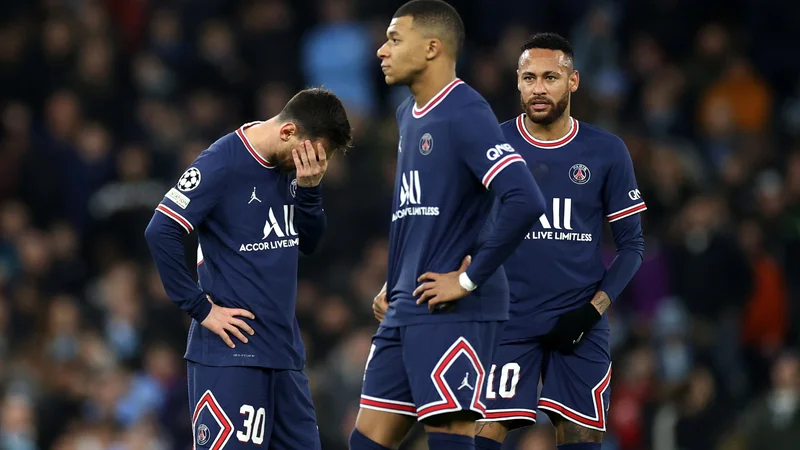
<box><xmin>521</xmin><ymin>32</ymin><xmax>574</xmax><ymax>66</ymax></box>
<box><xmin>279</xmin><ymin>88</ymin><xmax>353</xmax><ymax>154</ymax></box>
<box><xmin>394</xmin><ymin>0</ymin><xmax>465</xmax><ymax>57</ymax></box>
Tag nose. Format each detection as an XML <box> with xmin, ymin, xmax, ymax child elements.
<box><xmin>533</xmin><ymin>78</ymin><xmax>547</xmax><ymax>95</ymax></box>
<box><xmin>377</xmin><ymin>42</ymin><xmax>389</xmax><ymax>60</ymax></box>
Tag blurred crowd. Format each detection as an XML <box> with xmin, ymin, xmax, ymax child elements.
<box><xmin>1</xmin><ymin>0</ymin><xmax>800</xmax><ymax>449</ymax></box>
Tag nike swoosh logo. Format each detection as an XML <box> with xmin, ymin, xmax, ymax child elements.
<box><xmin>572</xmin><ymin>332</ymin><xmax>584</xmax><ymax>345</ymax></box>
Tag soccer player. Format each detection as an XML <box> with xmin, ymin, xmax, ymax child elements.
<box><xmin>473</xmin><ymin>33</ymin><xmax>646</xmax><ymax>450</ymax></box>
<box><xmin>144</xmin><ymin>88</ymin><xmax>351</xmax><ymax>449</ymax></box>
<box><xmin>351</xmin><ymin>1</ymin><xmax>546</xmax><ymax>450</ymax></box>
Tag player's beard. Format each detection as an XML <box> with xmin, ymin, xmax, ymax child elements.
<box><xmin>273</xmin><ymin>150</ymin><xmax>296</xmax><ymax>173</ymax></box>
<box><xmin>522</xmin><ymin>89</ymin><xmax>570</xmax><ymax>126</ymax></box>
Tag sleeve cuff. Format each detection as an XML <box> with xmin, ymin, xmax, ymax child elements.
<box><xmin>459</xmin><ymin>272</ymin><xmax>477</xmax><ymax>292</ymax></box>
<box><xmin>188</xmin><ymin>294</ymin><xmax>213</xmax><ymax>323</ymax></box>
<box><xmin>294</xmin><ymin>184</ymin><xmax>322</xmax><ymax>203</ymax></box>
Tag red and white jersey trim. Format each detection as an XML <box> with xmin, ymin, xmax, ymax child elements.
<box><xmin>236</xmin><ymin>121</ymin><xmax>275</xmax><ymax>169</ymax></box>
<box><xmin>197</xmin><ymin>244</ymin><xmax>204</xmax><ymax>267</ymax></box>
<box><xmin>192</xmin><ymin>390</ymin><xmax>234</xmax><ymax>450</ymax></box>
<box><xmin>479</xmin><ymin>408</ymin><xmax>537</xmax><ymax>423</ymax></box>
<box><xmin>516</xmin><ymin>115</ymin><xmax>579</xmax><ymax>149</ymax></box>
<box><xmin>607</xmin><ymin>202</ymin><xmax>647</xmax><ymax>223</ymax></box>
<box><xmin>412</xmin><ymin>78</ymin><xmax>465</xmax><ymax>119</ymax></box>
<box><xmin>156</xmin><ymin>204</ymin><xmax>194</xmax><ymax>233</ymax></box>
<box><xmin>359</xmin><ymin>395</ymin><xmax>417</xmax><ymax>417</ymax></box>
<box><xmin>537</xmin><ymin>363</ymin><xmax>612</xmax><ymax>432</ymax></box>
<box><xmin>416</xmin><ymin>337</ymin><xmax>487</xmax><ymax>421</ymax></box>
<box><xmin>482</xmin><ymin>154</ymin><xmax>525</xmax><ymax>189</ymax></box>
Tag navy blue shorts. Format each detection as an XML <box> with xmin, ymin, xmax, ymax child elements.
<box><xmin>360</xmin><ymin>321</ymin><xmax>502</xmax><ymax>421</ymax></box>
<box><xmin>480</xmin><ymin>328</ymin><xmax>612</xmax><ymax>431</ymax></box>
<box><xmin>187</xmin><ymin>362</ymin><xmax>320</xmax><ymax>450</ymax></box>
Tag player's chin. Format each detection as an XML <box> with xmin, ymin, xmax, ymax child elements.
<box><xmin>526</xmin><ymin>109</ymin><xmax>557</xmax><ymax>124</ymax></box>
<box><xmin>384</xmin><ymin>72</ymin><xmax>411</xmax><ymax>86</ymax></box>
<box><xmin>276</xmin><ymin>161</ymin><xmax>296</xmax><ymax>173</ymax></box>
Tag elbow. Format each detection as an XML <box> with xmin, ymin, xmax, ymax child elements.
<box><xmin>298</xmin><ymin>236</ymin><xmax>319</xmax><ymax>256</ymax></box>
<box><xmin>531</xmin><ymin>188</ymin><xmax>547</xmax><ymax>218</ymax></box>
<box><xmin>631</xmin><ymin>233</ymin><xmax>645</xmax><ymax>258</ymax></box>
<box><xmin>144</xmin><ymin>217</ymin><xmax>160</xmax><ymax>245</ymax></box>
<box><xmin>620</xmin><ymin>235</ymin><xmax>645</xmax><ymax>260</ymax></box>
<box><xmin>298</xmin><ymin>227</ymin><xmax>325</xmax><ymax>256</ymax></box>
<box><xmin>144</xmin><ymin>213</ymin><xmax>177</xmax><ymax>247</ymax></box>
<box><xmin>520</xmin><ymin>187</ymin><xmax>547</xmax><ymax>225</ymax></box>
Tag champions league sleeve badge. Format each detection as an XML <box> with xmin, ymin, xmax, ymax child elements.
<box><xmin>178</xmin><ymin>167</ymin><xmax>202</xmax><ymax>192</ymax></box>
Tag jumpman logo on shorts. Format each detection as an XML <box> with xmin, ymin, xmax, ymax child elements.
<box><xmin>457</xmin><ymin>372</ymin><xmax>474</xmax><ymax>391</ymax></box>
<box><xmin>249</xmin><ymin>187</ymin><xmax>261</xmax><ymax>204</ymax></box>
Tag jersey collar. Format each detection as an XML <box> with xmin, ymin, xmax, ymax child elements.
<box><xmin>516</xmin><ymin>114</ymin><xmax>579</xmax><ymax>149</ymax></box>
<box><xmin>236</xmin><ymin>121</ymin><xmax>276</xmax><ymax>169</ymax></box>
<box><xmin>412</xmin><ymin>78</ymin><xmax>465</xmax><ymax>119</ymax></box>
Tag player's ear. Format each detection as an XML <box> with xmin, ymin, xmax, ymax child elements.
<box><xmin>279</xmin><ymin>122</ymin><xmax>298</xmax><ymax>142</ymax></box>
<box><xmin>425</xmin><ymin>38</ymin><xmax>442</xmax><ymax>61</ymax></box>
<box><xmin>569</xmin><ymin>70</ymin><xmax>580</xmax><ymax>93</ymax></box>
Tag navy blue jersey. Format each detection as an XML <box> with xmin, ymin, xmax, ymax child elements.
<box><xmin>382</xmin><ymin>80</ymin><xmax>545</xmax><ymax>327</ymax></box>
<box><xmin>146</xmin><ymin>122</ymin><xmax>325</xmax><ymax>370</ymax></box>
<box><xmin>498</xmin><ymin>115</ymin><xmax>646</xmax><ymax>340</ymax></box>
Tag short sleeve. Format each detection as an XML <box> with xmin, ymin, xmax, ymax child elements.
<box><xmin>156</xmin><ymin>149</ymin><xmax>228</xmax><ymax>233</ymax></box>
<box><xmin>452</xmin><ymin>102</ymin><xmax>526</xmax><ymax>189</ymax></box>
<box><xmin>603</xmin><ymin>138</ymin><xmax>647</xmax><ymax>222</ymax></box>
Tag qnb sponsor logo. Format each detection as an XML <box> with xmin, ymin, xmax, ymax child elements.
<box><xmin>525</xmin><ymin>198</ymin><xmax>592</xmax><ymax>242</ymax></box>
<box><xmin>393</xmin><ymin>170</ymin><xmax>440</xmax><ymax>221</ymax></box>
<box><xmin>485</xmin><ymin>143</ymin><xmax>516</xmax><ymax>161</ymax></box>
<box><xmin>239</xmin><ymin>205</ymin><xmax>299</xmax><ymax>252</ymax></box>
<box><xmin>628</xmin><ymin>189</ymin><xmax>642</xmax><ymax>201</ymax></box>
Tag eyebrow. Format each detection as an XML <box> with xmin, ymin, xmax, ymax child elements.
<box><xmin>388</xmin><ymin>30</ymin><xmax>400</xmax><ymax>38</ymax></box>
<box><xmin>520</xmin><ymin>70</ymin><xmax>560</xmax><ymax>77</ymax></box>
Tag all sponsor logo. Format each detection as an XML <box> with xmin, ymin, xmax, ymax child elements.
<box><xmin>239</xmin><ymin>205</ymin><xmax>299</xmax><ymax>252</ymax></box>
<box><xmin>393</xmin><ymin>170</ymin><xmax>439</xmax><ymax>221</ymax></box>
<box><xmin>526</xmin><ymin>198</ymin><xmax>593</xmax><ymax>242</ymax></box>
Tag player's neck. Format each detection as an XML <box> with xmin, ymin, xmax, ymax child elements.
<box><xmin>242</xmin><ymin>121</ymin><xmax>277</xmax><ymax>163</ymax></box>
<box><xmin>410</xmin><ymin>67</ymin><xmax>457</xmax><ymax>109</ymax></box>
<box><xmin>524</xmin><ymin>111</ymin><xmax>573</xmax><ymax>142</ymax></box>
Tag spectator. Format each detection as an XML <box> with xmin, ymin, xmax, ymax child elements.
<box><xmin>743</xmin><ymin>352</ymin><xmax>800</xmax><ymax>450</ymax></box>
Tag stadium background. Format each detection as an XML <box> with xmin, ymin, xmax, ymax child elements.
<box><xmin>1</xmin><ymin>0</ymin><xmax>800</xmax><ymax>448</ymax></box>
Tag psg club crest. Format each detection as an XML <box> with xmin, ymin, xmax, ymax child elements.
<box><xmin>419</xmin><ymin>133</ymin><xmax>433</xmax><ymax>155</ymax></box>
<box><xmin>196</xmin><ymin>423</ymin><xmax>210</xmax><ymax>446</ymax></box>
<box><xmin>178</xmin><ymin>167</ymin><xmax>202</xmax><ymax>192</ymax></box>
<box><xmin>290</xmin><ymin>179</ymin><xmax>297</xmax><ymax>198</ymax></box>
<box><xmin>569</xmin><ymin>164</ymin><xmax>591</xmax><ymax>185</ymax></box>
